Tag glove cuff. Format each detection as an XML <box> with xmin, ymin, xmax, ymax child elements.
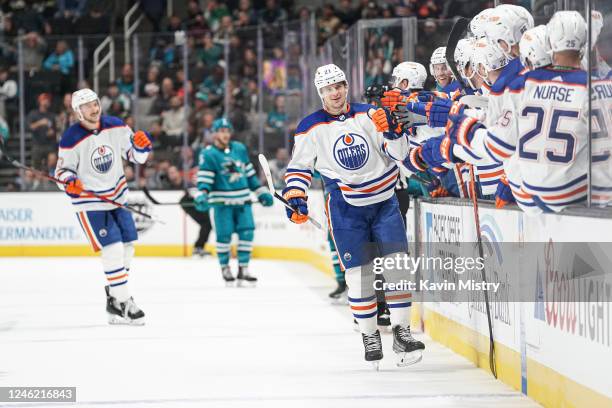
<box><xmin>282</xmin><ymin>188</ymin><xmax>306</xmax><ymax>201</ymax></box>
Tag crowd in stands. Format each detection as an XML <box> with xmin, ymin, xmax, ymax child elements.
<box><xmin>1</xmin><ymin>0</ymin><xmax>492</xmax><ymax>192</ymax></box>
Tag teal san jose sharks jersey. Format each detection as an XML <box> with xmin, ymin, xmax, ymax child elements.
<box><xmin>197</xmin><ymin>141</ymin><xmax>261</xmax><ymax>206</ymax></box>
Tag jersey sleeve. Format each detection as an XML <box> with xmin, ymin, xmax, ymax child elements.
<box><xmin>284</xmin><ymin>119</ymin><xmax>316</xmax><ymax>193</ymax></box>
<box><xmin>197</xmin><ymin>148</ymin><xmax>216</xmax><ymax>193</ymax></box>
<box><xmin>118</xmin><ymin>120</ymin><xmax>148</xmax><ymax>164</ymax></box>
<box><xmin>55</xmin><ymin>136</ymin><xmax>79</xmax><ymax>190</ymax></box>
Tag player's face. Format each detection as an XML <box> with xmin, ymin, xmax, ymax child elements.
<box><xmin>80</xmin><ymin>100</ymin><xmax>101</xmax><ymax>123</ymax></box>
<box><xmin>321</xmin><ymin>82</ymin><xmax>348</xmax><ymax>114</ymax></box>
<box><xmin>433</xmin><ymin>63</ymin><xmax>451</xmax><ymax>87</ymax></box>
<box><xmin>215</xmin><ymin>127</ymin><xmax>232</xmax><ymax>147</ymax></box>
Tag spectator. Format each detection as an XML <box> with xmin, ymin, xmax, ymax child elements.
<box><xmin>141</xmin><ymin>0</ymin><xmax>167</xmax><ymax>33</ymax></box>
<box><xmin>161</xmin><ymin>96</ymin><xmax>186</xmax><ymax>138</ymax></box>
<box><xmin>57</xmin><ymin>0</ymin><xmax>89</xmax><ymax>18</ymax></box>
<box><xmin>233</xmin><ymin>0</ymin><xmax>257</xmax><ymax>26</ymax></box>
<box><xmin>42</xmin><ymin>40</ymin><xmax>75</xmax><ymax>75</ymax></box>
<box><xmin>263</xmin><ymin>47</ymin><xmax>286</xmax><ymax>92</ymax></box>
<box><xmin>205</xmin><ymin>0</ymin><xmax>230</xmax><ymax>32</ymax></box>
<box><xmin>22</xmin><ymin>32</ymin><xmax>47</xmax><ymax>73</ymax></box>
<box><xmin>0</xmin><ymin>115</ymin><xmax>9</xmax><ymax>143</ymax></box>
<box><xmin>149</xmin><ymin>37</ymin><xmax>176</xmax><ymax>68</ymax></box>
<box><xmin>268</xmin><ymin>147</ymin><xmax>289</xmax><ymax>189</ymax></box>
<box><xmin>266</xmin><ymin>95</ymin><xmax>287</xmax><ymax>134</ymax></box>
<box><xmin>242</xmin><ymin>48</ymin><xmax>257</xmax><ymax>80</ymax></box>
<box><xmin>116</xmin><ymin>64</ymin><xmax>135</xmax><ymax>95</ymax></box>
<box><xmin>141</xmin><ymin>65</ymin><xmax>161</xmax><ymax>97</ymax></box>
<box><xmin>12</xmin><ymin>2</ymin><xmax>45</xmax><ymax>34</ymax></box>
<box><xmin>192</xmin><ymin>111</ymin><xmax>215</xmax><ymax>151</ymax></box>
<box><xmin>418</xmin><ymin>0</ymin><xmax>441</xmax><ymax>19</ymax></box>
<box><xmin>124</xmin><ymin>164</ymin><xmax>138</xmax><ymax>189</ymax></box>
<box><xmin>258</xmin><ymin>0</ymin><xmax>287</xmax><ymax>25</ymax></box>
<box><xmin>286</xmin><ymin>65</ymin><xmax>302</xmax><ymax>92</ymax></box>
<box><xmin>197</xmin><ymin>31</ymin><xmax>223</xmax><ymax>70</ymax></box>
<box><xmin>165</xmin><ymin>14</ymin><xmax>184</xmax><ymax>33</ymax></box>
<box><xmin>150</xmin><ymin>77</ymin><xmax>175</xmax><ymax>115</ymax></box>
<box><xmin>318</xmin><ymin>5</ymin><xmax>341</xmax><ymax>43</ymax></box>
<box><xmin>26</xmin><ymin>93</ymin><xmax>56</xmax><ymax>168</ymax></box>
<box><xmin>215</xmin><ymin>15</ymin><xmax>234</xmax><ymax>40</ymax></box>
<box><xmin>336</xmin><ymin>0</ymin><xmax>360</xmax><ymax>26</ymax></box>
<box><xmin>159</xmin><ymin>165</ymin><xmax>184</xmax><ymax>189</ymax></box>
<box><xmin>56</xmin><ymin>92</ymin><xmax>77</xmax><ymax>135</ymax></box>
<box><xmin>47</xmin><ymin>151</ymin><xmax>58</xmax><ymax>176</ymax></box>
<box><xmin>100</xmin><ymin>84</ymin><xmax>131</xmax><ymax>117</ymax></box>
<box><xmin>198</xmin><ymin>64</ymin><xmax>225</xmax><ymax>107</ymax></box>
<box><xmin>0</xmin><ymin>65</ymin><xmax>18</xmax><ymax>121</ymax></box>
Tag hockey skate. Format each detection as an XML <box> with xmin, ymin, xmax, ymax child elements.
<box><xmin>221</xmin><ymin>266</ymin><xmax>235</xmax><ymax>287</ymax></box>
<box><xmin>361</xmin><ymin>330</ymin><xmax>383</xmax><ymax>370</ymax></box>
<box><xmin>105</xmin><ymin>286</ymin><xmax>145</xmax><ymax>326</ymax></box>
<box><xmin>236</xmin><ymin>266</ymin><xmax>257</xmax><ymax>287</ymax></box>
<box><xmin>377</xmin><ymin>303</ymin><xmax>391</xmax><ymax>332</ymax></box>
<box><xmin>392</xmin><ymin>325</ymin><xmax>425</xmax><ymax>366</ymax></box>
<box><xmin>328</xmin><ymin>281</ymin><xmax>348</xmax><ymax>305</ymax></box>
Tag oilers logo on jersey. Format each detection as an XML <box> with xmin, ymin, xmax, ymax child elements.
<box><xmin>333</xmin><ymin>133</ymin><xmax>369</xmax><ymax>170</ymax></box>
<box><xmin>90</xmin><ymin>145</ymin><xmax>114</xmax><ymax>174</ymax></box>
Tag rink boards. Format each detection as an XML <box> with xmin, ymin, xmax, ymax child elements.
<box><xmin>1</xmin><ymin>191</ymin><xmax>611</xmax><ymax>408</ymax></box>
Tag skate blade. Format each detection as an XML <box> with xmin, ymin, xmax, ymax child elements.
<box><xmin>236</xmin><ymin>279</ymin><xmax>257</xmax><ymax>288</ymax></box>
<box><xmin>107</xmin><ymin>314</ymin><xmax>145</xmax><ymax>326</ymax></box>
<box><xmin>330</xmin><ymin>296</ymin><xmax>349</xmax><ymax>306</ymax></box>
<box><xmin>395</xmin><ymin>350</ymin><xmax>423</xmax><ymax>367</ymax></box>
<box><xmin>224</xmin><ymin>280</ymin><xmax>235</xmax><ymax>287</ymax></box>
<box><xmin>371</xmin><ymin>361</ymin><xmax>380</xmax><ymax>371</ymax></box>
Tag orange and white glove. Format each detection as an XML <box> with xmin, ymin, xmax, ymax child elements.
<box><xmin>281</xmin><ymin>188</ymin><xmax>309</xmax><ymax>224</ymax></box>
<box><xmin>64</xmin><ymin>176</ymin><xmax>84</xmax><ymax>198</ymax></box>
<box><xmin>133</xmin><ymin>130</ymin><xmax>152</xmax><ymax>152</ymax></box>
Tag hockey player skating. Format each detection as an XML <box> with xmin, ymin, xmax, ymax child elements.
<box><xmin>55</xmin><ymin>88</ymin><xmax>150</xmax><ymax>325</ymax></box>
<box><xmin>283</xmin><ymin>64</ymin><xmax>424</xmax><ymax>369</ymax></box>
<box><xmin>195</xmin><ymin>118</ymin><xmax>274</xmax><ymax>285</ymax></box>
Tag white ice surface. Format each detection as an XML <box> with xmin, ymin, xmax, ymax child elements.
<box><xmin>0</xmin><ymin>257</ymin><xmax>540</xmax><ymax>408</ymax></box>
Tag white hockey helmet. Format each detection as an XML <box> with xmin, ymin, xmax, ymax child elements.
<box><xmin>470</xmin><ymin>8</ymin><xmax>494</xmax><ymax>39</ymax></box>
<box><xmin>314</xmin><ymin>64</ymin><xmax>348</xmax><ymax>98</ymax></box>
<box><xmin>455</xmin><ymin>38</ymin><xmax>478</xmax><ymax>89</ymax></box>
<box><xmin>71</xmin><ymin>88</ymin><xmax>100</xmax><ymax>121</ymax></box>
<box><xmin>519</xmin><ymin>25</ymin><xmax>552</xmax><ymax>70</ymax></box>
<box><xmin>429</xmin><ymin>46</ymin><xmax>447</xmax><ymax>76</ymax></box>
<box><xmin>484</xmin><ymin>5</ymin><xmax>533</xmax><ymax>58</ymax></box>
<box><xmin>547</xmin><ymin>11</ymin><xmax>587</xmax><ymax>53</ymax></box>
<box><xmin>472</xmin><ymin>37</ymin><xmax>508</xmax><ymax>85</ymax></box>
<box><xmin>390</xmin><ymin>61</ymin><xmax>427</xmax><ymax>90</ymax></box>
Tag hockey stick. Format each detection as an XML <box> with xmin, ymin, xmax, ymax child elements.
<box><xmin>142</xmin><ymin>186</ymin><xmax>195</xmax><ymax>206</ymax></box>
<box><xmin>257</xmin><ymin>154</ymin><xmax>323</xmax><ymax>230</ymax></box>
<box><xmin>0</xmin><ymin>140</ymin><xmax>163</xmax><ymax>223</ymax></box>
<box><xmin>445</xmin><ymin>17</ymin><xmax>471</xmax><ymax>91</ymax></box>
<box><xmin>468</xmin><ymin>164</ymin><xmax>497</xmax><ymax>378</ymax></box>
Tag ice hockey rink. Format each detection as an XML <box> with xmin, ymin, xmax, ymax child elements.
<box><xmin>0</xmin><ymin>257</ymin><xmax>541</xmax><ymax>408</ymax></box>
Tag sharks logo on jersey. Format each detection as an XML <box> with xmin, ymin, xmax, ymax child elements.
<box><xmin>333</xmin><ymin>133</ymin><xmax>369</xmax><ymax>170</ymax></box>
<box><xmin>90</xmin><ymin>145</ymin><xmax>114</xmax><ymax>173</ymax></box>
<box><xmin>222</xmin><ymin>159</ymin><xmax>245</xmax><ymax>183</ymax></box>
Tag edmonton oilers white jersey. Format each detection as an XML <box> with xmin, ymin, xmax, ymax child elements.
<box><xmin>484</xmin><ymin>68</ymin><xmax>589</xmax><ymax>211</ymax></box>
<box><xmin>56</xmin><ymin>115</ymin><xmax>150</xmax><ymax>212</ymax></box>
<box><xmin>285</xmin><ymin>103</ymin><xmax>409</xmax><ymax>206</ymax></box>
<box><xmin>591</xmin><ymin>76</ymin><xmax>612</xmax><ymax>207</ymax></box>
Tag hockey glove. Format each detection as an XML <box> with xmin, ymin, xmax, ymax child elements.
<box><xmin>416</xmin><ymin>90</ymin><xmax>449</xmax><ymax>103</ymax></box>
<box><xmin>495</xmin><ymin>174</ymin><xmax>515</xmax><ymax>209</ymax></box>
<box><xmin>194</xmin><ymin>192</ymin><xmax>210</xmax><ymax>212</ymax></box>
<box><xmin>255</xmin><ymin>187</ymin><xmax>274</xmax><ymax>207</ymax></box>
<box><xmin>132</xmin><ymin>130</ymin><xmax>153</xmax><ymax>152</ymax></box>
<box><xmin>446</xmin><ymin>111</ymin><xmax>484</xmax><ymax>148</ymax></box>
<box><xmin>281</xmin><ymin>188</ymin><xmax>308</xmax><ymax>224</ymax></box>
<box><xmin>380</xmin><ymin>90</ymin><xmax>413</xmax><ymax>112</ymax></box>
<box><xmin>420</xmin><ymin>135</ymin><xmax>456</xmax><ymax>175</ymax></box>
<box><xmin>427</xmin><ymin>99</ymin><xmax>465</xmax><ymax>128</ymax></box>
<box><xmin>402</xmin><ymin>146</ymin><xmax>427</xmax><ymax>174</ymax></box>
<box><xmin>371</xmin><ymin>108</ymin><xmax>402</xmax><ymax>139</ymax></box>
<box><xmin>64</xmin><ymin>176</ymin><xmax>84</xmax><ymax>198</ymax></box>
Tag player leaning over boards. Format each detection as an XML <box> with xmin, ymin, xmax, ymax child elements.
<box><xmin>283</xmin><ymin>64</ymin><xmax>425</xmax><ymax>369</ymax></box>
<box><xmin>194</xmin><ymin>118</ymin><xmax>274</xmax><ymax>286</ymax></box>
<box><xmin>55</xmin><ymin>88</ymin><xmax>151</xmax><ymax>325</ymax></box>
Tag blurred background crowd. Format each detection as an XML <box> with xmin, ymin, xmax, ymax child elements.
<box><xmin>0</xmin><ymin>0</ymin><xmax>501</xmax><ymax>192</ymax></box>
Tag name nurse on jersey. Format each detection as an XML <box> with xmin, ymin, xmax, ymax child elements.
<box><xmin>533</xmin><ymin>84</ymin><xmax>575</xmax><ymax>102</ymax></box>
<box><xmin>91</xmin><ymin>145</ymin><xmax>114</xmax><ymax>173</ymax></box>
<box><xmin>333</xmin><ymin>133</ymin><xmax>369</xmax><ymax>170</ymax></box>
